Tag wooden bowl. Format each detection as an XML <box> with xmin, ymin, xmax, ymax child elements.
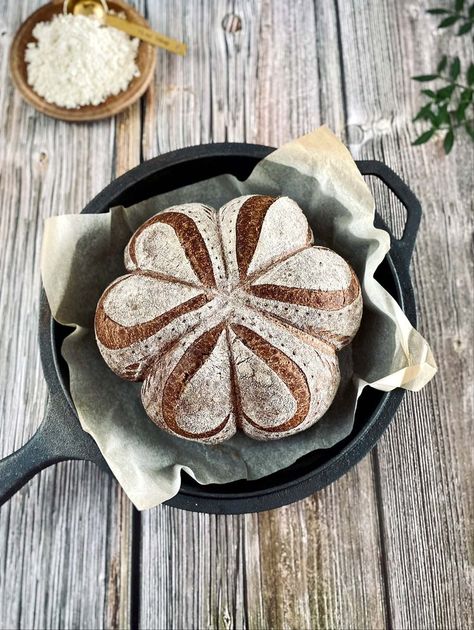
<box><xmin>9</xmin><ymin>0</ymin><xmax>156</xmax><ymax>122</ymax></box>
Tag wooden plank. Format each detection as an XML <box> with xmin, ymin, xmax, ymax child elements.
<box><xmin>336</xmin><ymin>1</ymin><xmax>473</xmax><ymax>628</ymax></box>
<box><xmin>0</xmin><ymin>2</ymin><xmax>138</xmax><ymax>628</ymax></box>
<box><xmin>139</xmin><ymin>2</ymin><xmax>386</xmax><ymax>629</ymax></box>
<box><xmin>256</xmin><ymin>467</ymin><xmax>387</xmax><ymax>630</ymax></box>
<box><xmin>107</xmin><ymin>100</ymin><xmax>144</xmax><ymax>630</ymax></box>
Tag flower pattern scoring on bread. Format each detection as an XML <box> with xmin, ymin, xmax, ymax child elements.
<box><xmin>95</xmin><ymin>195</ymin><xmax>362</xmax><ymax>443</ymax></box>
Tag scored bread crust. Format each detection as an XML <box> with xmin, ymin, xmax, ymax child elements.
<box><xmin>95</xmin><ymin>195</ymin><xmax>362</xmax><ymax>443</ymax></box>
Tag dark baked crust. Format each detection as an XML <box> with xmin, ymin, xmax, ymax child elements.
<box><xmin>235</xmin><ymin>195</ymin><xmax>276</xmax><ymax>279</ymax></box>
<box><xmin>248</xmin><ymin>268</ymin><xmax>360</xmax><ymax>310</ymax></box>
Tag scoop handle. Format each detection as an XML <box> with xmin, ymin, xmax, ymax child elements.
<box><xmin>357</xmin><ymin>160</ymin><xmax>422</xmax><ymax>265</ymax></box>
<box><xmin>104</xmin><ymin>14</ymin><xmax>187</xmax><ymax>55</ymax></box>
<box><xmin>0</xmin><ymin>394</ymin><xmax>107</xmax><ymax>507</ymax></box>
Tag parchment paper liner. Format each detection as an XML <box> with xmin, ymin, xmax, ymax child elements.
<box><xmin>41</xmin><ymin>127</ymin><xmax>437</xmax><ymax>509</ymax></box>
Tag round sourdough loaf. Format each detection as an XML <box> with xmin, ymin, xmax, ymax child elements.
<box><xmin>95</xmin><ymin>195</ymin><xmax>362</xmax><ymax>443</ymax></box>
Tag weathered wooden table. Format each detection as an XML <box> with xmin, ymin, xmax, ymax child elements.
<box><xmin>0</xmin><ymin>1</ymin><xmax>472</xmax><ymax>628</ymax></box>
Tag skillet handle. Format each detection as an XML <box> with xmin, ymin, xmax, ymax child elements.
<box><xmin>357</xmin><ymin>160</ymin><xmax>422</xmax><ymax>265</ymax></box>
<box><xmin>0</xmin><ymin>393</ymin><xmax>107</xmax><ymax>507</ymax></box>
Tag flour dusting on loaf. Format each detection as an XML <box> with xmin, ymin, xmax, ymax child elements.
<box><xmin>95</xmin><ymin>196</ymin><xmax>362</xmax><ymax>443</ymax></box>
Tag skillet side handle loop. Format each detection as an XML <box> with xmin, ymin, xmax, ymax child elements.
<box><xmin>357</xmin><ymin>160</ymin><xmax>422</xmax><ymax>266</ymax></box>
<box><xmin>0</xmin><ymin>394</ymin><xmax>107</xmax><ymax>508</ymax></box>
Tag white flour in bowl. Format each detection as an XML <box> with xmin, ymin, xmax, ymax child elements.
<box><xmin>25</xmin><ymin>13</ymin><xmax>140</xmax><ymax>109</ymax></box>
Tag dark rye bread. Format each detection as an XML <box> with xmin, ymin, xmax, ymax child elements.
<box><xmin>95</xmin><ymin>195</ymin><xmax>362</xmax><ymax>443</ymax></box>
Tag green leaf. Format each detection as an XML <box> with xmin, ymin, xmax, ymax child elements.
<box><xmin>436</xmin><ymin>84</ymin><xmax>456</xmax><ymax>99</ymax></box>
<box><xmin>438</xmin><ymin>104</ymin><xmax>450</xmax><ymax>125</ymax></box>
<box><xmin>412</xmin><ymin>128</ymin><xmax>436</xmax><ymax>145</ymax></box>
<box><xmin>455</xmin><ymin>0</ymin><xmax>464</xmax><ymax>11</ymax></box>
<box><xmin>437</xmin><ymin>55</ymin><xmax>448</xmax><ymax>73</ymax></box>
<box><xmin>456</xmin><ymin>100</ymin><xmax>470</xmax><ymax>122</ymax></box>
<box><xmin>413</xmin><ymin>104</ymin><xmax>439</xmax><ymax>128</ymax></box>
<box><xmin>422</xmin><ymin>89</ymin><xmax>436</xmax><ymax>98</ymax></box>
<box><xmin>412</xmin><ymin>74</ymin><xmax>438</xmax><ymax>82</ymax></box>
<box><xmin>460</xmin><ymin>90</ymin><xmax>472</xmax><ymax>103</ymax></box>
<box><xmin>468</xmin><ymin>64</ymin><xmax>474</xmax><ymax>85</ymax></box>
<box><xmin>431</xmin><ymin>103</ymin><xmax>449</xmax><ymax>128</ymax></box>
<box><xmin>438</xmin><ymin>15</ymin><xmax>460</xmax><ymax>27</ymax></box>
<box><xmin>426</xmin><ymin>8</ymin><xmax>451</xmax><ymax>14</ymax></box>
<box><xmin>469</xmin><ymin>5</ymin><xmax>474</xmax><ymax>18</ymax></box>
<box><xmin>450</xmin><ymin>57</ymin><xmax>461</xmax><ymax>80</ymax></box>
<box><xmin>443</xmin><ymin>130</ymin><xmax>454</xmax><ymax>154</ymax></box>
<box><xmin>413</xmin><ymin>104</ymin><xmax>433</xmax><ymax>121</ymax></box>
<box><xmin>457</xmin><ymin>21</ymin><xmax>472</xmax><ymax>34</ymax></box>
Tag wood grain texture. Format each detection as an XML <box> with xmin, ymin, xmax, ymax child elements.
<box><xmin>337</xmin><ymin>1</ymin><xmax>473</xmax><ymax>628</ymax></box>
<box><xmin>0</xmin><ymin>1</ymin><xmax>472</xmax><ymax>629</ymax></box>
<box><xmin>0</xmin><ymin>1</ymin><xmax>141</xmax><ymax>627</ymax></box>
<box><xmin>140</xmin><ymin>2</ymin><xmax>386</xmax><ymax>629</ymax></box>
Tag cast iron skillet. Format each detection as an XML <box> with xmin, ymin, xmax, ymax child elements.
<box><xmin>0</xmin><ymin>143</ymin><xmax>421</xmax><ymax>514</ymax></box>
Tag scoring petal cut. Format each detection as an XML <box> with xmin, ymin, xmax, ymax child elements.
<box><xmin>219</xmin><ymin>195</ymin><xmax>313</xmax><ymax>286</ymax></box>
<box><xmin>95</xmin><ymin>273</ymin><xmax>217</xmax><ymax>381</ymax></box>
<box><xmin>142</xmin><ymin>324</ymin><xmax>237</xmax><ymax>443</ymax></box>
<box><xmin>96</xmin><ymin>274</ymin><xmax>207</xmax><ymax>349</ymax></box>
<box><xmin>125</xmin><ymin>204</ymin><xmax>225</xmax><ymax>288</ymax></box>
<box><xmin>228</xmin><ymin>315</ymin><xmax>340</xmax><ymax>440</ymax></box>
<box><xmin>246</xmin><ymin>247</ymin><xmax>362</xmax><ymax>349</ymax></box>
<box><xmin>231</xmin><ymin>324</ymin><xmax>309</xmax><ymax>433</ymax></box>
